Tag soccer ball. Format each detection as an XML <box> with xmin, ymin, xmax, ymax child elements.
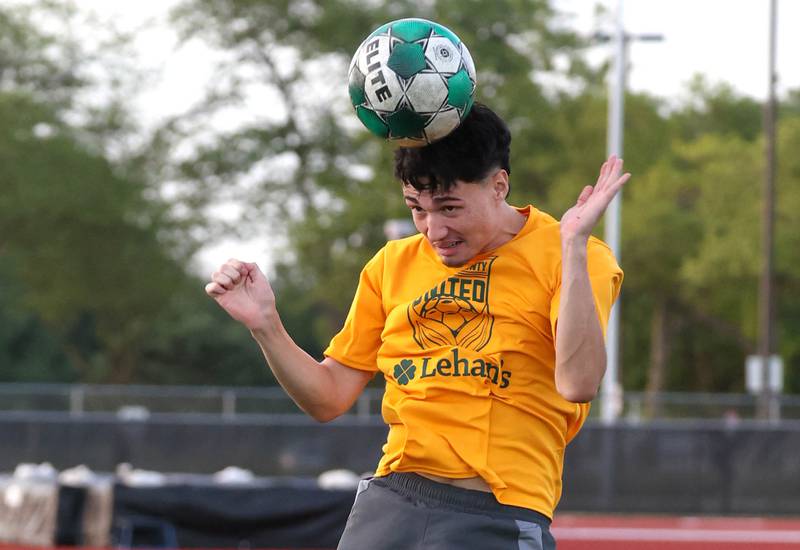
<box><xmin>348</xmin><ymin>18</ymin><xmax>477</xmax><ymax>147</ymax></box>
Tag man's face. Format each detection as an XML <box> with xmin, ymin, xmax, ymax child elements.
<box><xmin>403</xmin><ymin>173</ymin><xmax>507</xmax><ymax>267</ymax></box>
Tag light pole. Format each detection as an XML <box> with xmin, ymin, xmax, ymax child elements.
<box><xmin>596</xmin><ymin>0</ymin><xmax>663</xmax><ymax>424</ymax></box>
<box><xmin>757</xmin><ymin>0</ymin><xmax>779</xmax><ymax>421</ymax></box>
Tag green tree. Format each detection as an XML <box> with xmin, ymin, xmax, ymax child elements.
<box><xmin>620</xmin><ymin>84</ymin><xmax>800</xmax><ymax>398</ymax></box>
<box><xmin>635</xmin><ymin>134</ymin><xmax>759</xmax><ymax>393</ymax></box>
<box><xmin>671</xmin><ymin>77</ymin><xmax>764</xmax><ymax>143</ymax></box>
<box><xmin>0</xmin><ymin>1</ymin><xmax>270</xmax><ymax>385</ymax></box>
<box><xmin>773</xmin><ymin>115</ymin><xmax>800</xmax><ymax>393</ymax></box>
<box><xmin>0</xmin><ymin>257</ymin><xmax>71</xmax><ymax>381</ymax></box>
<box><xmin>0</xmin><ymin>93</ymin><xmax>176</xmax><ymax>380</ymax></box>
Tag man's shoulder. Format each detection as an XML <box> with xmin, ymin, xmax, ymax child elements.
<box><xmin>517</xmin><ymin>206</ymin><xmax>615</xmax><ymax>255</ymax></box>
<box><xmin>515</xmin><ymin>206</ymin><xmax>561</xmax><ymax>248</ymax></box>
<box><xmin>363</xmin><ymin>233</ymin><xmax>427</xmax><ymax>273</ymax></box>
<box><xmin>586</xmin><ymin>234</ymin><xmax>615</xmax><ymax>255</ymax></box>
<box><xmin>383</xmin><ymin>233</ymin><xmax>427</xmax><ymax>257</ymax></box>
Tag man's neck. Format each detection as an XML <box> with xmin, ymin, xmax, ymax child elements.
<box><xmin>483</xmin><ymin>203</ymin><xmax>528</xmax><ymax>251</ymax></box>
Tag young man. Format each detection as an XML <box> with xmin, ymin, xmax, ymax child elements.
<box><xmin>206</xmin><ymin>103</ymin><xmax>628</xmax><ymax>549</ymax></box>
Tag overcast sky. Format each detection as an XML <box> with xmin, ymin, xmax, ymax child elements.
<box><xmin>75</xmin><ymin>0</ymin><xmax>798</xmax><ymax>272</ymax></box>
<box><xmin>92</xmin><ymin>0</ymin><xmax>800</xmax><ymax>119</ymax></box>
<box><xmin>559</xmin><ymin>0</ymin><xmax>797</xmax><ymax>101</ymax></box>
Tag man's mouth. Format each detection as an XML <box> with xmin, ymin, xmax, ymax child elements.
<box><xmin>435</xmin><ymin>240</ymin><xmax>463</xmax><ymax>254</ymax></box>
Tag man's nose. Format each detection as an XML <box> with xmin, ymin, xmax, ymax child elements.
<box><xmin>425</xmin><ymin>214</ymin><xmax>448</xmax><ymax>242</ymax></box>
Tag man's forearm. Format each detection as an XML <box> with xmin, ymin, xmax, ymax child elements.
<box><xmin>251</xmin><ymin>313</ymin><xmax>352</xmax><ymax>421</ymax></box>
<box><xmin>555</xmin><ymin>238</ymin><xmax>607</xmax><ymax>402</ymax></box>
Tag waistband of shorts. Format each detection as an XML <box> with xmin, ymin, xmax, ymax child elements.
<box><xmin>374</xmin><ymin>472</ymin><xmax>551</xmax><ymax>526</ymax></box>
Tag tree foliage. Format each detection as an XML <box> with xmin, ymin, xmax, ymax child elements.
<box><xmin>0</xmin><ymin>1</ymin><xmax>266</xmax><ymax>384</ymax></box>
<box><xmin>3</xmin><ymin>0</ymin><xmax>800</xmax><ymax>396</ymax></box>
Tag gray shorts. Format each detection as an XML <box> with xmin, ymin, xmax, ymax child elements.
<box><xmin>337</xmin><ymin>473</ymin><xmax>556</xmax><ymax>550</ymax></box>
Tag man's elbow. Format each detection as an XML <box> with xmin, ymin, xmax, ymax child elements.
<box><xmin>555</xmin><ymin>365</ymin><xmax>604</xmax><ymax>403</ymax></box>
<box><xmin>305</xmin><ymin>398</ymin><xmax>355</xmax><ymax>423</ymax></box>
<box><xmin>306</xmin><ymin>404</ymin><xmax>344</xmax><ymax>423</ymax></box>
<box><xmin>556</xmin><ymin>382</ymin><xmax>599</xmax><ymax>403</ymax></box>
<box><xmin>554</xmin><ymin>352</ymin><xmax>606</xmax><ymax>403</ymax></box>
<box><xmin>311</xmin><ymin>412</ymin><xmax>340</xmax><ymax>423</ymax></box>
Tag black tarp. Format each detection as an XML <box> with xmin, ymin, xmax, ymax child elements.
<box><xmin>55</xmin><ymin>485</ymin><xmax>86</xmax><ymax>545</ymax></box>
<box><xmin>111</xmin><ymin>481</ymin><xmax>354</xmax><ymax>549</ymax></box>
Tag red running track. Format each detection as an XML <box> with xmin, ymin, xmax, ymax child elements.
<box><xmin>3</xmin><ymin>515</ymin><xmax>799</xmax><ymax>550</ymax></box>
<box><xmin>551</xmin><ymin>514</ymin><xmax>800</xmax><ymax>550</ymax></box>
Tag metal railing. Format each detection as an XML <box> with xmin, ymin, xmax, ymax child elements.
<box><xmin>612</xmin><ymin>391</ymin><xmax>800</xmax><ymax>423</ymax></box>
<box><xmin>0</xmin><ymin>383</ymin><xmax>384</xmax><ymax>419</ymax></box>
<box><xmin>1</xmin><ymin>383</ymin><xmax>799</xmax><ymax>422</ymax></box>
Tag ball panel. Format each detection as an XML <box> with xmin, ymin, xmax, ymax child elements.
<box><xmin>386</xmin><ymin>42</ymin><xmax>426</xmax><ymax>79</ymax></box>
<box><xmin>348</xmin><ymin>42</ymin><xmax>361</xmax><ymax>74</ymax></box>
<box><xmin>406</xmin><ymin>72</ymin><xmax>448</xmax><ymax>113</ymax></box>
<box><xmin>357</xmin><ymin>35</ymin><xmax>391</xmax><ymax>75</ymax></box>
<box><xmin>431</xmin><ymin>22</ymin><xmax>461</xmax><ymax>46</ymax></box>
<box><xmin>348</xmin><ymin>65</ymin><xmax>366</xmax><ymax>107</ymax></box>
<box><xmin>387</xmin><ymin>107</ymin><xmax>427</xmax><ymax>139</ymax></box>
<box><xmin>459</xmin><ymin>42</ymin><xmax>477</xmax><ymax>81</ymax></box>
<box><xmin>462</xmin><ymin>94</ymin><xmax>474</xmax><ymax>119</ymax></box>
<box><xmin>424</xmin><ymin>36</ymin><xmax>462</xmax><ymax>75</ymax></box>
<box><xmin>390</xmin><ymin>19</ymin><xmax>433</xmax><ymax>43</ymax></box>
<box><xmin>364</xmin><ymin>66</ymin><xmax>404</xmax><ymax>113</ymax></box>
<box><xmin>356</xmin><ymin>106</ymin><xmax>389</xmax><ymax>138</ymax></box>
<box><xmin>423</xmin><ymin>108</ymin><xmax>461</xmax><ymax>143</ymax></box>
<box><xmin>446</xmin><ymin>69</ymin><xmax>474</xmax><ymax>111</ymax></box>
<box><xmin>367</xmin><ymin>22</ymin><xmax>392</xmax><ymax>39</ymax></box>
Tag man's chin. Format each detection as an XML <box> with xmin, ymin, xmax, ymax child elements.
<box><xmin>437</xmin><ymin>253</ymin><xmax>469</xmax><ymax>267</ymax></box>
<box><xmin>431</xmin><ymin>240</ymin><xmax>472</xmax><ymax>267</ymax></box>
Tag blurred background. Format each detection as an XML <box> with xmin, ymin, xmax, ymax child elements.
<box><xmin>1</xmin><ymin>0</ymin><xmax>799</xmax><ymax>548</ymax></box>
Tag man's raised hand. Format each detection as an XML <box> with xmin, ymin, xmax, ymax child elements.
<box><xmin>560</xmin><ymin>155</ymin><xmax>631</xmax><ymax>244</ymax></box>
<box><xmin>205</xmin><ymin>259</ymin><xmax>275</xmax><ymax>331</ymax></box>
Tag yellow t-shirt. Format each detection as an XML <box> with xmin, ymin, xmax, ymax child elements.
<box><xmin>324</xmin><ymin>205</ymin><xmax>622</xmax><ymax>518</ymax></box>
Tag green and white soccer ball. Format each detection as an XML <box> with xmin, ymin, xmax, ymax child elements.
<box><xmin>348</xmin><ymin>18</ymin><xmax>477</xmax><ymax>147</ymax></box>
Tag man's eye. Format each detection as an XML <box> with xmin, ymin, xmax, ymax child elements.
<box><xmin>409</xmin><ymin>205</ymin><xmax>424</xmax><ymax>212</ymax></box>
<box><xmin>442</xmin><ymin>206</ymin><xmax>458</xmax><ymax>213</ymax></box>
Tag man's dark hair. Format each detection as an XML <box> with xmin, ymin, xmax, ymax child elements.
<box><xmin>394</xmin><ymin>102</ymin><xmax>511</xmax><ymax>195</ymax></box>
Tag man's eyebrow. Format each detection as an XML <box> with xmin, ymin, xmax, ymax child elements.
<box><xmin>403</xmin><ymin>194</ymin><xmax>463</xmax><ymax>203</ymax></box>
<box><xmin>431</xmin><ymin>195</ymin><xmax>463</xmax><ymax>203</ymax></box>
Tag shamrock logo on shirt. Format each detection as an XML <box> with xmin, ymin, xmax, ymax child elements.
<box><xmin>393</xmin><ymin>359</ymin><xmax>416</xmax><ymax>385</ymax></box>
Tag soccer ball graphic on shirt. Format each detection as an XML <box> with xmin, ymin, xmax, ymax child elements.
<box><xmin>411</xmin><ymin>294</ymin><xmax>493</xmax><ymax>350</ymax></box>
<box><xmin>348</xmin><ymin>18</ymin><xmax>477</xmax><ymax>147</ymax></box>
<box><xmin>422</xmin><ymin>296</ymin><xmax>479</xmax><ymax>334</ymax></box>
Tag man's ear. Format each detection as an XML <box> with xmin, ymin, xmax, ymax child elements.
<box><xmin>491</xmin><ymin>169</ymin><xmax>510</xmax><ymax>200</ymax></box>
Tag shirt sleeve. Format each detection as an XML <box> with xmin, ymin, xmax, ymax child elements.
<box><xmin>549</xmin><ymin>237</ymin><xmax>623</xmax><ymax>338</ymax></box>
<box><xmin>323</xmin><ymin>248</ymin><xmax>387</xmax><ymax>372</ymax></box>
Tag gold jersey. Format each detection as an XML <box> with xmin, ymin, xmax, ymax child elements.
<box><xmin>324</xmin><ymin>205</ymin><xmax>623</xmax><ymax>518</ymax></box>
